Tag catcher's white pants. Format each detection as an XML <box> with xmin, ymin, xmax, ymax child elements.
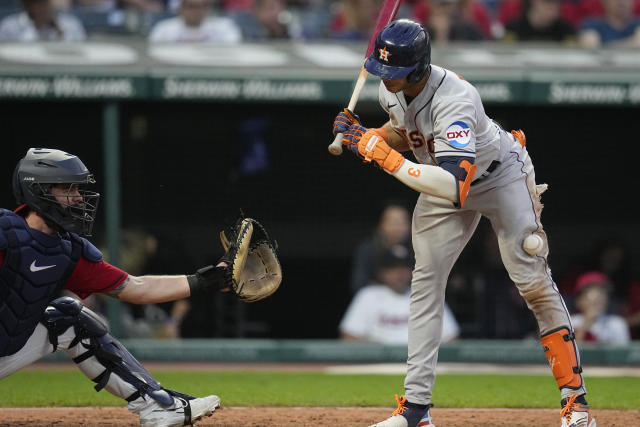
<box><xmin>404</xmin><ymin>135</ymin><xmax>585</xmax><ymax>405</ymax></box>
<box><xmin>0</xmin><ymin>323</ymin><xmax>137</xmax><ymax>399</ymax></box>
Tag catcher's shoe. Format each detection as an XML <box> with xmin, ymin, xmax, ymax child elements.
<box><xmin>129</xmin><ymin>394</ymin><xmax>220</xmax><ymax>427</ymax></box>
<box><xmin>369</xmin><ymin>395</ymin><xmax>435</xmax><ymax>427</ymax></box>
<box><xmin>560</xmin><ymin>394</ymin><xmax>596</xmax><ymax>427</ymax></box>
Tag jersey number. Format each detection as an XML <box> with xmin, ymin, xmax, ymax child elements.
<box><xmin>408</xmin><ymin>130</ymin><xmax>434</xmax><ymax>153</ymax></box>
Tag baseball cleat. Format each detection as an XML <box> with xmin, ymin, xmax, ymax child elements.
<box><xmin>560</xmin><ymin>394</ymin><xmax>596</xmax><ymax>427</ymax></box>
<box><xmin>131</xmin><ymin>394</ymin><xmax>220</xmax><ymax>427</ymax></box>
<box><xmin>370</xmin><ymin>395</ymin><xmax>435</xmax><ymax>427</ymax></box>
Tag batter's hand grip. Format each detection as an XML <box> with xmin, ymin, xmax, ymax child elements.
<box><xmin>327</xmin><ymin>67</ymin><xmax>369</xmax><ymax>156</ymax></box>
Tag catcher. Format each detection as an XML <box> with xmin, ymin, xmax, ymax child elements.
<box><xmin>0</xmin><ymin>148</ymin><xmax>282</xmax><ymax>426</ymax></box>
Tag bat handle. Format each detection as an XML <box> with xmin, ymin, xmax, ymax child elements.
<box><xmin>328</xmin><ymin>133</ymin><xmax>344</xmax><ymax>155</ymax></box>
<box><xmin>327</xmin><ymin>67</ymin><xmax>369</xmax><ymax>156</ymax></box>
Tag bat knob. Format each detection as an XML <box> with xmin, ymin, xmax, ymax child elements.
<box><xmin>328</xmin><ymin>134</ymin><xmax>344</xmax><ymax>156</ymax></box>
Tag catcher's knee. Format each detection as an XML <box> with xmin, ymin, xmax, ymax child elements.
<box><xmin>42</xmin><ymin>296</ymin><xmax>108</xmax><ymax>351</ymax></box>
<box><xmin>540</xmin><ymin>326</ymin><xmax>583</xmax><ymax>390</ymax></box>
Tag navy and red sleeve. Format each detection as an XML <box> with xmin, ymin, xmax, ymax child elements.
<box><xmin>64</xmin><ymin>257</ymin><xmax>128</xmax><ymax>300</ymax></box>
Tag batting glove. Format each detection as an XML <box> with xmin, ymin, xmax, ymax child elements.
<box><xmin>342</xmin><ymin>124</ymin><xmax>368</xmax><ymax>155</ymax></box>
<box><xmin>356</xmin><ymin>127</ymin><xmax>405</xmax><ymax>173</ymax></box>
<box><xmin>332</xmin><ymin>108</ymin><xmax>361</xmax><ymax>136</ymax></box>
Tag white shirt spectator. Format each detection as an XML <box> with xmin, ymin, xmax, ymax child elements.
<box><xmin>148</xmin><ymin>16</ymin><xmax>242</xmax><ymax>43</ymax></box>
<box><xmin>339</xmin><ymin>284</ymin><xmax>460</xmax><ymax>344</ymax></box>
<box><xmin>571</xmin><ymin>313</ymin><xmax>631</xmax><ymax>345</ymax></box>
<box><xmin>0</xmin><ymin>11</ymin><xmax>86</xmax><ymax>41</ymax></box>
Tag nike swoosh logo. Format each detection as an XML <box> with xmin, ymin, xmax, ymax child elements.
<box><xmin>387</xmin><ymin>103</ymin><xmax>397</xmax><ymax>108</ymax></box>
<box><xmin>30</xmin><ymin>261</ymin><xmax>56</xmax><ymax>272</ymax></box>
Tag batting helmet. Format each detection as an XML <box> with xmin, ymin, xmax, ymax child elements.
<box><xmin>364</xmin><ymin>19</ymin><xmax>431</xmax><ymax>83</ymax></box>
<box><xmin>13</xmin><ymin>148</ymin><xmax>100</xmax><ymax>236</ymax></box>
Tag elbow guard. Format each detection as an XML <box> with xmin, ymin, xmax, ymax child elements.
<box><xmin>438</xmin><ymin>156</ymin><xmax>476</xmax><ymax>208</ymax></box>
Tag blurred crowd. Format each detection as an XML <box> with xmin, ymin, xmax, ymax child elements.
<box><xmin>341</xmin><ymin>203</ymin><xmax>640</xmax><ymax>345</ymax></box>
<box><xmin>1</xmin><ymin>0</ymin><xmax>639</xmax><ymax>47</ymax></box>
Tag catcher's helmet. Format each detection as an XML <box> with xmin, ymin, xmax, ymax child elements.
<box><xmin>13</xmin><ymin>148</ymin><xmax>100</xmax><ymax>236</ymax></box>
<box><xmin>364</xmin><ymin>19</ymin><xmax>431</xmax><ymax>83</ymax></box>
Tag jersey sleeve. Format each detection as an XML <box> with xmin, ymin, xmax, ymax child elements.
<box><xmin>63</xmin><ymin>257</ymin><xmax>128</xmax><ymax>300</ymax></box>
<box><xmin>430</xmin><ymin>99</ymin><xmax>479</xmax><ymax>207</ymax></box>
<box><xmin>431</xmin><ymin>99</ymin><xmax>477</xmax><ymax>161</ymax></box>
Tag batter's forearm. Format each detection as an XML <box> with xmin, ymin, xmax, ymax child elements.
<box><xmin>116</xmin><ymin>275</ymin><xmax>191</xmax><ymax>304</ymax></box>
<box><xmin>391</xmin><ymin>159</ymin><xmax>458</xmax><ymax>202</ymax></box>
<box><xmin>382</xmin><ymin>122</ymin><xmax>411</xmax><ymax>152</ymax></box>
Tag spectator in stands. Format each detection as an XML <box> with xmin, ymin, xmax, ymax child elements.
<box><xmin>231</xmin><ymin>0</ymin><xmax>301</xmax><ymax>40</ymax></box>
<box><xmin>411</xmin><ymin>0</ymin><xmax>494</xmax><ymax>39</ymax></box>
<box><xmin>74</xmin><ymin>0</ymin><xmax>164</xmax><ymax>12</ymax></box>
<box><xmin>495</xmin><ymin>0</ymin><xmax>640</xmax><ymax>33</ymax></box>
<box><xmin>340</xmin><ymin>246</ymin><xmax>460</xmax><ymax>344</ymax></box>
<box><xmin>503</xmin><ymin>0</ymin><xmax>576</xmax><ymax>42</ymax></box>
<box><xmin>148</xmin><ymin>0</ymin><xmax>242</xmax><ymax>42</ymax></box>
<box><xmin>51</xmin><ymin>0</ymin><xmax>72</xmax><ymax>10</ymax></box>
<box><xmin>578</xmin><ymin>0</ymin><xmax>640</xmax><ymax>47</ymax></box>
<box><xmin>120</xmin><ymin>0</ymin><xmax>164</xmax><ymax>12</ymax></box>
<box><xmin>296</xmin><ymin>0</ymin><xmax>336</xmax><ymax>39</ymax></box>
<box><xmin>72</xmin><ymin>0</ymin><xmax>114</xmax><ymax>11</ymax></box>
<box><xmin>421</xmin><ymin>0</ymin><xmax>485</xmax><ymax>43</ymax></box>
<box><xmin>559</xmin><ymin>235</ymin><xmax>640</xmax><ymax>339</ymax></box>
<box><xmin>0</xmin><ymin>0</ymin><xmax>86</xmax><ymax>41</ymax></box>
<box><xmin>349</xmin><ymin>201</ymin><xmax>413</xmax><ymax>295</ymax></box>
<box><xmin>328</xmin><ymin>0</ymin><xmax>381</xmax><ymax>40</ymax></box>
<box><xmin>571</xmin><ymin>271</ymin><xmax>631</xmax><ymax>345</ymax></box>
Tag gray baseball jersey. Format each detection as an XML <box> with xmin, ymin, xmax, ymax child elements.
<box><xmin>380</xmin><ymin>65</ymin><xmax>507</xmax><ymax>178</ymax></box>
<box><xmin>376</xmin><ymin>65</ymin><xmax>584</xmax><ymax>405</ymax></box>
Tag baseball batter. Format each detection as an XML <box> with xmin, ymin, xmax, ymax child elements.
<box><xmin>332</xmin><ymin>19</ymin><xmax>595</xmax><ymax>427</ymax></box>
<box><xmin>0</xmin><ymin>148</ymin><xmax>252</xmax><ymax>426</ymax></box>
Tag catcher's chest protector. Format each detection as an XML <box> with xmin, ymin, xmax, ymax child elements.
<box><xmin>0</xmin><ymin>209</ymin><xmax>82</xmax><ymax>357</ymax></box>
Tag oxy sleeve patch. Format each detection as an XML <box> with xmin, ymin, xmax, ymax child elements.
<box><xmin>446</xmin><ymin>121</ymin><xmax>472</xmax><ymax>148</ymax></box>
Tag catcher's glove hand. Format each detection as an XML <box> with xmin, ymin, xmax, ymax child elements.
<box><xmin>187</xmin><ymin>217</ymin><xmax>282</xmax><ymax>302</ymax></box>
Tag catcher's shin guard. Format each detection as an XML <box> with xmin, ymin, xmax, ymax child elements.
<box><xmin>540</xmin><ymin>326</ymin><xmax>583</xmax><ymax>390</ymax></box>
<box><xmin>42</xmin><ymin>297</ymin><xmax>174</xmax><ymax>405</ymax></box>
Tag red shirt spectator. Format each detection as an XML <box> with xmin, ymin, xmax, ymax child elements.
<box><xmin>412</xmin><ymin>0</ymin><xmax>493</xmax><ymax>38</ymax></box>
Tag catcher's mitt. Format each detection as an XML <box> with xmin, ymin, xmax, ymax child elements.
<box><xmin>218</xmin><ymin>217</ymin><xmax>282</xmax><ymax>302</ymax></box>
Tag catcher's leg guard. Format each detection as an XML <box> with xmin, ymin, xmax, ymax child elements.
<box><xmin>42</xmin><ymin>297</ymin><xmax>175</xmax><ymax>406</ymax></box>
<box><xmin>540</xmin><ymin>326</ymin><xmax>584</xmax><ymax>390</ymax></box>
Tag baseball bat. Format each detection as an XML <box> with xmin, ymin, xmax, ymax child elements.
<box><xmin>328</xmin><ymin>0</ymin><xmax>402</xmax><ymax>155</ymax></box>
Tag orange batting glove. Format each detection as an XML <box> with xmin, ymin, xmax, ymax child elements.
<box><xmin>357</xmin><ymin>127</ymin><xmax>405</xmax><ymax>173</ymax></box>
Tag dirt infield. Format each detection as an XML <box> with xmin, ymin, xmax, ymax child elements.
<box><xmin>1</xmin><ymin>407</ymin><xmax>639</xmax><ymax>426</ymax></box>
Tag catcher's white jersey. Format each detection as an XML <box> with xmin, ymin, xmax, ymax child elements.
<box><xmin>379</xmin><ymin>64</ymin><xmax>507</xmax><ymax>178</ymax></box>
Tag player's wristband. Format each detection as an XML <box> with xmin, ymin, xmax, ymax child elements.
<box><xmin>187</xmin><ymin>265</ymin><xmax>226</xmax><ymax>295</ymax></box>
